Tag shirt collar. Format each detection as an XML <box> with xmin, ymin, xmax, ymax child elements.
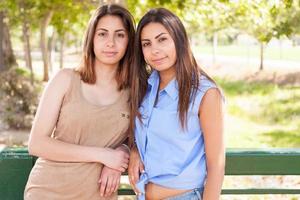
<box><xmin>147</xmin><ymin>70</ymin><xmax>159</xmax><ymax>87</ymax></box>
<box><xmin>147</xmin><ymin>70</ymin><xmax>179</xmax><ymax>101</ymax></box>
<box><xmin>161</xmin><ymin>77</ymin><xmax>178</xmax><ymax>101</ymax></box>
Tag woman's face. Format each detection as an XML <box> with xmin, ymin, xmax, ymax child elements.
<box><xmin>140</xmin><ymin>22</ymin><xmax>176</xmax><ymax>73</ymax></box>
<box><xmin>93</xmin><ymin>15</ymin><xmax>128</xmax><ymax>67</ymax></box>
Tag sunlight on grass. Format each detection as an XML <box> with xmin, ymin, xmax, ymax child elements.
<box><xmin>218</xmin><ymin>78</ymin><xmax>300</xmax><ymax>148</ymax></box>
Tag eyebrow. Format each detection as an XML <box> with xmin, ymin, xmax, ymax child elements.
<box><xmin>141</xmin><ymin>32</ymin><xmax>168</xmax><ymax>41</ymax></box>
<box><xmin>95</xmin><ymin>28</ymin><xmax>126</xmax><ymax>32</ymax></box>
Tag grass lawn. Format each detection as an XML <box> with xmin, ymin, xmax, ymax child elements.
<box><xmin>218</xmin><ymin>77</ymin><xmax>300</xmax><ymax>148</ymax></box>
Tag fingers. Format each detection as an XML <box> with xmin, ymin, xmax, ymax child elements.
<box><xmin>118</xmin><ymin>157</ymin><xmax>129</xmax><ymax>172</ymax></box>
<box><xmin>117</xmin><ymin>154</ymin><xmax>129</xmax><ymax>172</ymax></box>
<box><xmin>128</xmin><ymin>164</ymin><xmax>141</xmax><ymax>195</ymax></box>
<box><xmin>99</xmin><ymin>167</ymin><xmax>122</xmax><ymax>197</ymax></box>
<box><xmin>118</xmin><ymin>166</ymin><xmax>126</xmax><ymax>173</ymax></box>
<box><xmin>113</xmin><ymin>176</ymin><xmax>120</xmax><ymax>193</ymax></box>
<box><xmin>128</xmin><ymin>157</ymin><xmax>141</xmax><ymax>185</ymax></box>
<box><xmin>131</xmin><ymin>180</ymin><xmax>141</xmax><ymax>195</ymax></box>
<box><xmin>139</xmin><ymin>162</ymin><xmax>145</xmax><ymax>174</ymax></box>
<box><xmin>99</xmin><ymin>175</ymin><xmax>108</xmax><ymax>197</ymax></box>
<box><xmin>133</xmin><ymin>162</ymin><xmax>140</xmax><ymax>184</ymax></box>
<box><xmin>122</xmin><ymin>162</ymin><xmax>128</xmax><ymax>170</ymax></box>
<box><xmin>104</xmin><ymin>176</ymin><xmax>113</xmax><ymax>197</ymax></box>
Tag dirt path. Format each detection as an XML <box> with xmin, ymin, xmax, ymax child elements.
<box><xmin>196</xmin><ymin>54</ymin><xmax>300</xmax><ymax>86</ymax></box>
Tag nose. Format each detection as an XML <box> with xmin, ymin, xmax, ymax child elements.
<box><xmin>106</xmin><ymin>35</ymin><xmax>115</xmax><ymax>47</ymax></box>
<box><xmin>151</xmin><ymin>45</ymin><xmax>160</xmax><ymax>55</ymax></box>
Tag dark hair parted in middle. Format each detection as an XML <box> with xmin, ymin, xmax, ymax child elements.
<box><xmin>77</xmin><ymin>4</ymin><xmax>135</xmax><ymax>90</ymax></box>
<box><xmin>129</xmin><ymin>8</ymin><xmax>216</xmax><ymax>145</ymax></box>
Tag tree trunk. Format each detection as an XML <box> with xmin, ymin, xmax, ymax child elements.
<box><xmin>20</xmin><ymin>0</ymin><xmax>34</xmax><ymax>84</ymax></box>
<box><xmin>0</xmin><ymin>11</ymin><xmax>17</xmax><ymax>71</ymax></box>
<box><xmin>259</xmin><ymin>42</ymin><xmax>264</xmax><ymax>71</ymax></box>
<box><xmin>0</xmin><ymin>11</ymin><xmax>5</xmax><ymax>71</ymax></box>
<box><xmin>59</xmin><ymin>34</ymin><xmax>65</xmax><ymax>69</ymax></box>
<box><xmin>40</xmin><ymin>10</ymin><xmax>53</xmax><ymax>81</ymax></box>
<box><xmin>48</xmin><ymin>30</ymin><xmax>56</xmax><ymax>73</ymax></box>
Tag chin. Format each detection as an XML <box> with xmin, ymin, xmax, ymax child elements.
<box><xmin>101</xmin><ymin>58</ymin><xmax>122</xmax><ymax>66</ymax></box>
<box><xmin>153</xmin><ymin>65</ymin><xmax>171</xmax><ymax>72</ymax></box>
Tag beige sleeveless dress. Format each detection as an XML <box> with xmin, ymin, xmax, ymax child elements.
<box><xmin>24</xmin><ymin>69</ymin><xmax>130</xmax><ymax>200</ymax></box>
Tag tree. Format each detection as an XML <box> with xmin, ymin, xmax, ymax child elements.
<box><xmin>0</xmin><ymin>1</ymin><xmax>17</xmax><ymax>71</ymax></box>
<box><xmin>231</xmin><ymin>1</ymin><xmax>276</xmax><ymax>70</ymax></box>
<box><xmin>0</xmin><ymin>11</ymin><xmax>4</xmax><ymax>71</ymax></box>
<box><xmin>0</xmin><ymin>7</ymin><xmax>17</xmax><ymax>72</ymax></box>
<box><xmin>19</xmin><ymin>0</ymin><xmax>34</xmax><ymax>83</ymax></box>
<box><xmin>185</xmin><ymin>1</ymin><xmax>234</xmax><ymax>63</ymax></box>
<box><xmin>273</xmin><ymin>0</ymin><xmax>300</xmax><ymax>40</ymax></box>
<box><xmin>50</xmin><ymin>1</ymin><xmax>94</xmax><ymax>69</ymax></box>
<box><xmin>36</xmin><ymin>0</ymin><xmax>97</xmax><ymax>81</ymax></box>
<box><xmin>40</xmin><ymin>9</ymin><xmax>53</xmax><ymax>81</ymax></box>
<box><xmin>1</xmin><ymin>0</ymin><xmax>37</xmax><ymax>82</ymax></box>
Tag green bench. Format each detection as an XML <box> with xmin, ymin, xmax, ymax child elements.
<box><xmin>1</xmin><ymin>147</ymin><xmax>300</xmax><ymax>199</ymax></box>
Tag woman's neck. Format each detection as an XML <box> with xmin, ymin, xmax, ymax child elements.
<box><xmin>94</xmin><ymin>61</ymin><xmax>118</xmax><ymax>86</ymax></box>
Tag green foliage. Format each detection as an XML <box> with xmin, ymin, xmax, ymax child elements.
<box><xmin>127</xmin><ymin>0</ymin><xmax>300</xmax><ymax>43</ymax></box>
<box><xmin>216</xmin><ymin>78</ymin><xmax>277</xmax><ymax>96</ymax></box>
<box><xmin>0</xmin><ymin>68</ymin><xmax>41</xmax><ymax>129</ymax></box>
<box><xmin>127</xmin><ymin>0</ymin><xmax>235</xmax><ymax>37</ymax></box>
<box><xmin>50</xmin><ymin>1</ymin><xmax>94</xmax><ymax>37</ymax></box>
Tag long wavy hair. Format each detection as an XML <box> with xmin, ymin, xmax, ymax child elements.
<box><xmin>76</xmin><ymin>4</ymin><xmax>135</xmax><ymax>90</ymax></box>
<box><xmin>129</xmin><ymin>8</ymin><xmax>216</xmax><ymax>147</ymax></box>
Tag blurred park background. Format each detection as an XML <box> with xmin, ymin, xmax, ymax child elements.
<box><xmin>0</xmin><ymin>1</ymin><xmax>300</xmax><ymax>199</ymax></box>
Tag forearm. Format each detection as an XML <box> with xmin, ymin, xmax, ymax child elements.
<box><xmin>28</xmin><ymin>135</ymin><xmax>110</xmax><ymax>163</ymax></box>
<box><xmin>202</xmin><ymin>167</ymin><xmax>224</xmax><ymax>200</ymax></box>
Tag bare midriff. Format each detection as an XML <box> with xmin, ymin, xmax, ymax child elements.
<box><xmin>145</xmin><ymin>182</ymin><xmax>192</xmax><ymax>200</ymax></box>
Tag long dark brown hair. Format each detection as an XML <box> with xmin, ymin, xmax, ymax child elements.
<box><xmin>77</xmin><ymin>4</ymin><xmax>135</xmax><ymax>90</ymax></box>
<box><xmin>129</xmin><ymin>8</ymin><xmax>216</xmax><ymax>147</ymax></box>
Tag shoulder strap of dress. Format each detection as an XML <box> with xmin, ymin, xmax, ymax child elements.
<box><xmin>62</xmin><ymin>69</ymin><xmax>81</xmax><ymax>104</ymax></box>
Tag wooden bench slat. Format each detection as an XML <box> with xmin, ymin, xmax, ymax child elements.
<box><xmin>1</xmin><ymin>147</ymin><xmax>300</xmax><ymax>199</ymax></box>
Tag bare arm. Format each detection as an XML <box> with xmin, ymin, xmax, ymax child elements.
<box><xmin>199</xmin><ymin>88</ymin><xmax>225</xmax><ymax>200</ymax></box>
<box><xmin>28</xmin><ymin>69</ymin><xmax>128</xmax><ymax>171</ymax></box>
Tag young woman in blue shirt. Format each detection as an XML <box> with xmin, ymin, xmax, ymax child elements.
<box><xmin>128</xmin><ymin>8</ymin><xmax>225</xmax><ymax>200</ymax></box>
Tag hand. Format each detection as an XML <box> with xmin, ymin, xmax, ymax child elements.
<box><xmin>98</xmin><ymin>166</ymin><xmax>121</xmax><ymax>197</ymax></box>
<box><xmin>115</xmin><ymin>144</ymin><xmax>130</xmax><ymax>155</ymax></box>
<box><xmin>103</xmin><ymin>148</ymin><xmax>129</xmax><ymax>172</ymax></box>
<box><xmin>128</xmin><ymin>147</ymin><xmax>144</xmax><ymax>194</ymax></box>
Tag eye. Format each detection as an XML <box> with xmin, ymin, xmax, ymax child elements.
<box><xmin>98</xmin><ymin>32</ymin><xmax>107</xmax><ymax>37</ymax></box>
<box><xmin>158</xmin><ymin>37</ymin><xmax>167</xmax><ymax>42</ymax></box>
<box><xmin>117</xmin><ymin>33</ymin><xmax>125</xmax><ymax>38</ymax></box>
<box><xmin>142</xmin><ymin>42</ymin><xmax>150</xmax><ymax>48</ymax></box>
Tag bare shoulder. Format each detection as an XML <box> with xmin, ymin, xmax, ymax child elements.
<box><xmin>46</xmin><ymin>68</ymin><xmax>75</xmax><ymax>94</ymax></box>
<box><xmin>52</xmin><ymin>68</ymin><xmax>74</xmax><ymax>81</ymax></box>
<box><xmin>203</xmin><ymin>88</ymin><xmax>222</xmax><ymax>103</ymax></box>
<box><xmin>199</xmin><ymin>88</ymin><xmax>223</xmax><ymax>114</ymax></box>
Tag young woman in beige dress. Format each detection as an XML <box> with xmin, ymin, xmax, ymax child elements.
<box><xmin>24</xmin><ymin>4</ymin><xmax>135</xmax><ymax>200</ymax></box>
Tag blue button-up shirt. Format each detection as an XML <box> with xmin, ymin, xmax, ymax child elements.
<box><xmin>135</xmin><ymin>70</ymin><xmax>216</xmax><ymax>200</ymax></box>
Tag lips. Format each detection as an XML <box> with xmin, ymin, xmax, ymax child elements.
<box><xmin>152</xmin><ymin>57</ymin><xmax>167</xmax><ymax>64</ymax></box>
<box><xmin>102</xmin><ymin>51</ymin><xmax>118</xmax><ymax>57</ymax></box>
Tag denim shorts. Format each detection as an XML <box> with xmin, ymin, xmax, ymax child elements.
<box><xmin>164</xmin><ymin>188</ymin><xmax>203</xmax><ymax>200</ymax></box>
